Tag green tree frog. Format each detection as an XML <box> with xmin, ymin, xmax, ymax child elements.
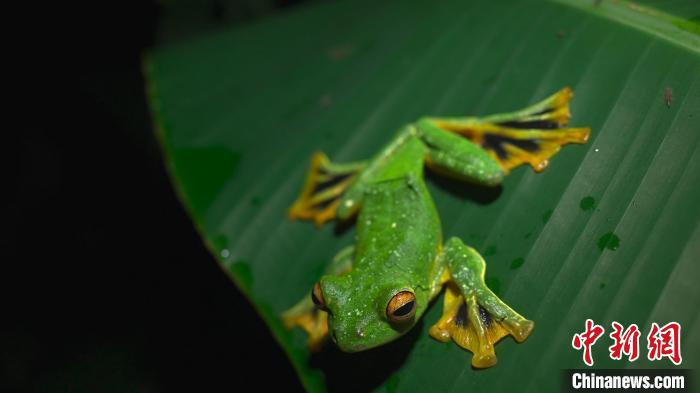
<box><xmin>282</xmin><ymin>88</ymin><xmax>590</xmax><ymax>368</ymax></box>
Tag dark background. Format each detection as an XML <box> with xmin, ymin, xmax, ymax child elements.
<box><xmin>5</xmin><ymin>1</ymin><xmax>314</xmax><ymax>391</ymax></box>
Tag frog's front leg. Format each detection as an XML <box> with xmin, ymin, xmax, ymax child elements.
<box><xmin>288</xmin><ymin>152</ymin><xmax>368</xmax><ymax>226</ymax></box>
<box><xmin>282</xmin><ymin>245</ymin><xmax>354</xmax><ymax>350</ymax></box>
<box><xmin>429</xmin><ymin>237</ymin><xmax>534</xmax><ymax>368</ymax></box>
<box><xmin>422</xmin><ymin>87</ymin><xmax>590</xmax><ymax>174</ymax></box>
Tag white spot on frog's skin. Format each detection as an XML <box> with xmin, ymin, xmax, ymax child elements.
<box><xmin>357</xmin><ymin>329</ymin><xmax>365</xmax><ymax>337</ymax></box>
<box><xmin>220</xmin><ymin>249</ymin><xmax>230</xmax><ymax>258</ymax></box>
<box><xmin>391</xmin><ymin>222</ymin><xmax>397</xmax><ymax>228</ymax></box>
<box><xmin>365</xmin><ymin>219</ymin><xmax>372</xmax><ymax>225</ymax></box>
<box><xmin>345</xmin><ymin>200</ymin><xmax>354</xmax><ymax>207</ymax></box>
<box><xmin>594</xmin><ymin>148</ymin><xmax>599</xmax><ymax>152</ymax></box>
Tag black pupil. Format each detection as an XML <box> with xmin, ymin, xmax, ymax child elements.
<box><xmin>393</xmin><ymin>301</ymin><xmax>415</xmax><ymax>317</ymax></box>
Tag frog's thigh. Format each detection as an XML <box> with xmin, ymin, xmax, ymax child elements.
<box><xmin>325</xmin><ymin>245</ymin><xmax>354</xmax><ymax>274</ymax></box>
<box><xmin>429</xmin><ymin>237</ymin><xmax>534</xmax><ymax>368</ymax></box>
<box><xmin>281</xmin><ymin>246</ymin><xmax>354</xmax><ymax>351</ymax></box>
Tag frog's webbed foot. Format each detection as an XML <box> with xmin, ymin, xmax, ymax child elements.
<box><xmin>429</xmin><ymin>238</ymin><xmax>534</xmax><ymax>368</ymax></box>
<box><xmin>428</xmin><ymin>87</ymin><xmax>590</xmax><ymax>174</ymax></box>
<box><xmin>289</xmin><ymin>152</ymin><xmax>366</xmax><ymax>226</ymax></box>
<box><xmin>281</xmin><ymin>246</ymin><xmax>353</xmax><ymax>351</ymax></box>
<box><xmin>429</xmin><ymin>283</ymin><xmax>533</xmax><ymax>368</ymax></box>
<box><xmin>282</xmin><ymin>303</ymin><xmax>328</xmax><ymax>351</ymax></box>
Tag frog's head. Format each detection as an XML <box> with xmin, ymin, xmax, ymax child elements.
<box><xmin>314</xmin><ymin>271</ymin><xmax>428</xmax><ymax>352</ymax></box>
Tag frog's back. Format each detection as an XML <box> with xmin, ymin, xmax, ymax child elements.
<box><xmin>353</xmin><ymin>134</ymin><xmax>442</xmax><ymax>286</ymax></box>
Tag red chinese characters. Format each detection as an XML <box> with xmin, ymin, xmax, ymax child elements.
<box><xmin>647</xmin><ymin>322</ymin><xmax>682</xmax><ymax>365</ymax></box>
<box><xmin>608</xmin><ymin>322</ymin><xmax>640</xmax><ymax>361</ymax></box>
<box><xmin>572</xmin><ymin>320</ymin><xmax>683</xmax><ymax>366</ymax></box>
<box><xmin>572</xmin><ymin>319</ymin><xmax>605</xmax><ymax>366</ymax></box>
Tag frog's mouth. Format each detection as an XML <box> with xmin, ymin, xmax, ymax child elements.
<box><xmin>329</xmin><ymin>328</ymin><xmax>359</xmax><ymax>351</ymax></box>
<box><xmin>329</xmin><ymin>319</ymin><xmax>412</xmax><ymax>353</ymax></box>
<box><xmin>330</xmin><ymin>331</ymin><xmax>375</xmax><ymax>353</ymax></box>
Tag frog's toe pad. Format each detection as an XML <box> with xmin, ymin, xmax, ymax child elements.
<box><xmin>282</xmin><ymin>308</ymin><xmax>329</xmax><ymax>351</ymax></box>
<box><xmin>509</xmin><ymin>318</ymin><xmax>535</xmax><ymax>343</ymax></box>
<box><xmin>429</xmin><ymin>285</ymin><xmax>533</xmax><ymax>368</ymax></box>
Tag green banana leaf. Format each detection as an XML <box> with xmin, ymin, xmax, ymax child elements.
<box><xmin>145</xmin><ymin>0</ymin><xmax>700</xmax><ymax>391</ymax></box>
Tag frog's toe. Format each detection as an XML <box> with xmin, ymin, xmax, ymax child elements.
<box><xmin>508</xmin><ymin>318</ymin><xmax>535</xmax><ymax>343</ymax></box>
<box><xmin>288</xmin><ymin>152</ymin><xmax>365</xmax><ymax>226</ymax></box>
<box><xmin>282</xmin><ymin>308</ymin><xmax>329</xmax><ymax>351</ymax></box>
<box><xmin>429</xmin><ymin>283</ymin><xmax>532</xmax><ymax>368</ymax></box>
<box><xmin>474</xmin><ymin>352</ymin><xmax>498</xmax><ymax>368</ymax></box>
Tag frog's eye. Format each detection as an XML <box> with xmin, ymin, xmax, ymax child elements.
<box><xmin>386</xmin><ymin>291</ymin><xmax>416</xmax><ymax>323</ymax></box>
<box><xmin>311</xmin><ymin>282</ymin><xmax>328</xmax><ymax>311</ymax></box>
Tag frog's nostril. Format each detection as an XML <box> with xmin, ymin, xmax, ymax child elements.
<box><xmin>331</xmin><ymin>329</ymin><xmax>338</xmax><ymax>343</ymax></box>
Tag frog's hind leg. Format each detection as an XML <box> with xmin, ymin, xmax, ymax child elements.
<box><xmin>281</xmin><ymin>300</ymin><xmax>329</xmax><ymax>351</ymax></box>
<box><xmin>429</xmin><ymin>238</ymin><xmax>534</xmax><ymax>368</ymax></box>
<box><xmin>281</xmin><ymin>246</ymin><xmax>354</xmax><ymax>351</ymax></box>
<box><xmin>426</xmin><ymin>87</ymin><xmax>590</xmax><ymax>174</ymax></box>
<box><xmin>289</xmin><ymin>152</ymin><xmax>367</xmax><ymax>226</ymax></box>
